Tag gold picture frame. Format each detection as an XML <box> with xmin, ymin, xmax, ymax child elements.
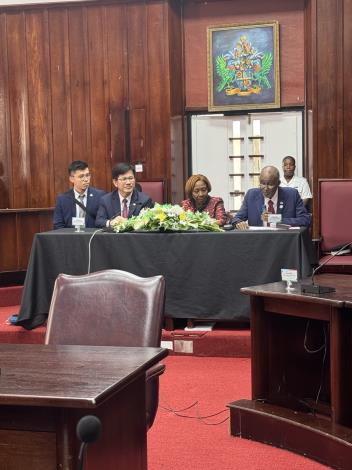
<box><xmin>208</xmin><ymin>21</ymin><xmax>280</xmax><ymax>111</ymax></box>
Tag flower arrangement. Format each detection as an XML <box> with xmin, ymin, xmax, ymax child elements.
<box><xmin>111</xmin><ymin>204</ymin><xmax>223</xmax><ymax>233</ymax></box>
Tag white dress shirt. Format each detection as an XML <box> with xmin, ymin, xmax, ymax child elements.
<box><xmin>74</xmin><ymin>190</ymin><xmax>87</xmax><ymax>218</ymax></box>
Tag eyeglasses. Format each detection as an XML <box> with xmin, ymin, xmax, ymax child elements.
<box><xmin>118</xmin><ymin>176</ymin><xmax>135</xmax><ymax>182</ymax></box>
<box><xmin>76</xmin><ymin>173</ymin><xmax>91</xmax><ymax>180</ymax></box>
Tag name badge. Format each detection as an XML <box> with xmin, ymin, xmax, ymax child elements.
<box><xmin>268</xmin><ymin>214</ymin><xmax>282</xmax><ymax>225</ymax></box>
<box><xmin>72</xmin><ymin>217</ymin><xmax>85</xmax><ymax>227</ymax></box>
<box><xmin>281</xmin><ymin>269</ymin><xmax>298</xmax><ymax>282</ymax></box>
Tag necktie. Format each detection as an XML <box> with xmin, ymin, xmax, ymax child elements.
<box><xmin>268</xmin><ymin>200</ymin><xmax>275</xmax><ymax>214</ymax></box>
<box><xmin>78</xmin><ymin>194</ymin><xmax>86</xmax><ymax>221</ymax></box>
<box><xmin>122</xmin><ymin>199</ymin><xmax>128</xmax><ymax>218</ymax></box>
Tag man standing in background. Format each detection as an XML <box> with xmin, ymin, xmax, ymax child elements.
<box><xmin>280</xmin><ymin>156</ymin><xmax>312</xmax><ymax>207</ymax></box>
<box><xmin>53</xmin><ymin>160</ymin><xmax>106</xmax><ymax>229</ymax></box>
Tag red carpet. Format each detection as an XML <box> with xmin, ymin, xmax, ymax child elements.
<box><xmin>0</xmin><ymin>285</ymin><xmax>22</xmax><ymax>307</ymax></box>
<box><xmin>0</xmin><ymin>306</ymin><xmax>45</xmax><ymax>344</ymax></box>
<box><xmin>148</xmin><ymin>356</ymin><xmax>329</xmax><ymax>470</ymax></box>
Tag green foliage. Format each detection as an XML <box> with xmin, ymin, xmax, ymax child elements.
<box><xmin>111</xmin><ymin>204</ymin><xmax>223</xmax><ymax>233</ymax></box>
<box><xmin>253</xmin><ymin>52</ymin><xmax>273</xmax><ymax>88</ymax></box>
<box><xmin>216</xmin><ymin>55</ymin><xmax>235</xmax><ymax>92</ymax></box>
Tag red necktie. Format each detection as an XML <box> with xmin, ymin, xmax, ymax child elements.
<box><xmin>122</xmin><ymin>199</ymin><xmax>128</xmax><ymax>218</ymax></box>
<box><xmin>268</xmin><ymin>200</ymin><xmax>275</xmax><ymax>214</ymax></box>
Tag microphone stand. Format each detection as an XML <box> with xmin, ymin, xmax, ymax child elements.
<box><xmin>77</xmin><ymin>442</ymin><xmax>87</xmax><ymax>470</ymax></box>
<box><xmin>301</xmin><ymin>241</ymin><xmax>352</xmax><ymax>294</ymax></box>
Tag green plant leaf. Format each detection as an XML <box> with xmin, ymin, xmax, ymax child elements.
<box><xmin>111</xmin><ymin>204</ymin><xmax>223</xmax><ymax>233</ymax></box>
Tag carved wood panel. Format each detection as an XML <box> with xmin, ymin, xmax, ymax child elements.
<box><xmin>0</xmin><ymin>0</ymin><xmax>184</xmax><ymax>276</ymax></box>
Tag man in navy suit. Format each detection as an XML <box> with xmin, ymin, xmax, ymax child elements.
<box><xmin>95</xmin><ymin>163</ymin><xmax>153</xmax><ymax>228</ymax></box>
<box><xmin>53</xmin><ymin>160</ymin><xmax>106</xmax><ymax>229</ymax></box>
<box><xmin>231</xmin><ymin>165</ymin><xmax>311</xmax><ymax>229</ymax></box>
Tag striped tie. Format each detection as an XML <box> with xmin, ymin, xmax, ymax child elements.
<box><xmin>78</xmin><ymin>194</ymin><xmax>86</xmax><ymax>221</ymax></box>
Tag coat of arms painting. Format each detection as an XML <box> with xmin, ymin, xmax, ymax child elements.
<box><xmin>208</xmin><ymin>21</ymin><xmax>280</xmax><ymax>111</ymax></box>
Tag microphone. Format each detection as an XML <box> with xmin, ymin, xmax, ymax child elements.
<box><xmin>301</xmin><ymin>241</ymin><xmax>352</xmax><ymax>294</ymax></box>
<box><xmin>261</xmin><ymin>204</ymin><xmax>269</xmax><ymax>227</ymax></box>
<box><xmin>77</xmin><ymin>415</ymin><xmax>102</xmax><ymax>470</ymax></box>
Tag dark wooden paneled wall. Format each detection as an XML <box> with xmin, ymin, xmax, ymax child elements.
<box><xmin>0</xmin><ymin>209</ymin><xmax>53</xmax><ymax>273</ymax></box>
<box><xmin>0</xmin><ymin>0</ymin><xmax>183</xmax><ymax>207</ymax></box>
<box><xmin>0</xmin><ymin>0</ymin><xmax>184</xmax><ymax>274</ymax></box>
<box><xmin>305</xmin><ymin>0</ymin><xmax>352</xmax><ymax>234</ymax></box>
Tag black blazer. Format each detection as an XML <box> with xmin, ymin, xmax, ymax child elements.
<box><xmin>95</xmin><ymin>189</ymin><xmax>153</xmax><ymax>227</ymax></box>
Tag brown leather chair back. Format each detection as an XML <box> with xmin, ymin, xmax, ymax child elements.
<box><xmin>319</xmin><ymin>179</ymin><xmax>352</xmax><ymax>252</ymax></box>
<box><xmin>138</xmin><ymin>179</ymin><xmax>166</xmax><ymax>204</ymax></box>
<box><xmin>318</xmin><ymin>179</ymin><xmax>352</xmax><ymax>273</ymax></box>
<box><xmin>45</xmin><ymin>269</ymin><xmax>165</xmax><ymax>347</ymax></box>
<box><xmin>45</xmin><ymin>269</ymin><xmax>165</xmax><ymax>428</ymax></box>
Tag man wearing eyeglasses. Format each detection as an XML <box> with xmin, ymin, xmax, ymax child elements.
<box><xmin>95</xmin><ymin>162</ymin><xmax>153</xmax><ymax>228</ymax></box>
<box><xmin>231</xmin><ymin>165</ymin><xmax>310</xmax><ymax>229</ymax></box>
<box><xmin>53</xmin><ymin>160</ymin><xmax>106</xmax><ymax>229</ymax></box>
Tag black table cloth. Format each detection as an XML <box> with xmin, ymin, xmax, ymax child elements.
<box><xmin>17</xmin><ymin>228</ymin><xmax>314</xmax><ymax>329</ymax></box>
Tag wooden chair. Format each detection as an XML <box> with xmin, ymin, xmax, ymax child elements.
<box><xmin>45</xmin><ymin>269</ymin><xmax>166</xmax><ymax>429</ymax></box>
<box><xmin>138</xmin><ymin>179</ymin><xmax>166</xmax><ymax>204</ymax></box>
<box><xmin>317</xmin><ymin>179</ymin><xmax>352</xmax><ymax>273</ymax></box>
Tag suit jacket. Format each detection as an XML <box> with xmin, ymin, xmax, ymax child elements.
<box><xmin>232</xmin><ymin>187</ymin><xmax>311</xmax><ymax>227</ymax></box>
<box><xmin>95</xmin><ymin>188</ymin><xmax>154</xmax><ymax>227</ymax></box>
<box><xmin>53</xmin><ymin>187</ymin><xmax>106</xmax><ymax>229</ymax></box>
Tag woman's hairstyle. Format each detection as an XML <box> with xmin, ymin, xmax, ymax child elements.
<box><xmin>185</xmin><ymin>174</ymin><xmax>211</xmax><ymax>199</ymax></box>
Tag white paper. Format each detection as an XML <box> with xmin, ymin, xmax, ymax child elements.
<box><xmin>72</xmin><ymin>217</ymin><xmax>85</xmax><ymax>227</ymax></box>
<box><xmin>248</xmin><ymin>226</ymin><xmax>280</xmax><ymax>230</ymax></box>
<box><xmin>268</xmin><ymin>214</ymin><xmax>282</xmax><ymax>224</ymax></box>
<box><xmin>281</xmin><ymin>268</ymin><xmax>298</xmax><ymax>282</ymax></box>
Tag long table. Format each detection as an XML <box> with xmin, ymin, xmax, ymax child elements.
<box><xmin>17</xmin><ymin>228</ymin><xmax>314</xmax><ymax>329</ymax></box>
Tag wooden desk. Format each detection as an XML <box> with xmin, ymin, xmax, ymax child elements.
<box><xmin>229</xmin><ymin>274</ymin><xmax>352</xmax><ymax>469</ymax></box>
<box><xmin>0</xmin><ymin>344</ymin><xmax>167</xmax><ymax>470</ymax></box>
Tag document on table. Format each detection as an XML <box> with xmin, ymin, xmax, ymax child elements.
<box><xmin>247</xmin><ymin>226</ymin><xmax>301</xmax><ymax>231</ymax></box>
<box><xmin>248</xmin><ymin>226</ymin><xmax>280</xmax><ymax>230</ymax></box>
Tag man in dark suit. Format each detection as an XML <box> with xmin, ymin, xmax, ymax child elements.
<box><xmin>95</xmin><ymin>163</ymin><xmax>153</xmax><ymax>228</ymax></box>
<box><xmin>53</xmin><ymin>160</ymin><xmax>106</xmax><ymax>229</ymax></box>
<box><xmin>231</xmin><ymin>165</ymin><xmax>311</xmax><ymax>228</ymax></box>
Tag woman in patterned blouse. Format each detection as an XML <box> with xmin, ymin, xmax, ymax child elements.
<box><xmin>181</xmin><ymin>174</ymin><xmax>227</xmax><ymax>225</ymax></box>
